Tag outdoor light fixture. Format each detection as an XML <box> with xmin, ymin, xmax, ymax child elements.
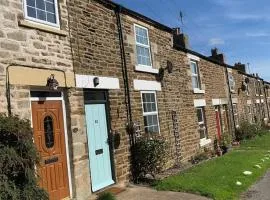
<box><xmin>93</xmin><ymin>77</ymin><xmax>99</xmax><ymax>87</ymax></box>
<box><xmin>46</xmin><ymin>74</ymin><xmax>59</xmax><ymax>90</ymax></box>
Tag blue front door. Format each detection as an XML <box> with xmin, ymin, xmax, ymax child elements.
<box><xmin>85</xmin><ymin>104</ymin><xmax>114</xmax><ymax>192</ymax></box>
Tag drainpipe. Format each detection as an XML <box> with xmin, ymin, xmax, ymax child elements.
<box><xmin>114</xmin><ymin>6</ymin><xmax>133</xmax><ymax>144</ymax></box>
<box><xmin>225</xmin><ymin>67</ymin><xmax>236</xmax><ymax>139</ymax></box>
<box><xmin>5</xmin><ymin>63</ymin><xmax>68</xmax><ymax>116</ymax></box>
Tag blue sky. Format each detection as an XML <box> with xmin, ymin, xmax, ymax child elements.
<box><xmin>113</xmin><ymin>0</ymin><xmax>270</xmax><ymax>81</ymax></box>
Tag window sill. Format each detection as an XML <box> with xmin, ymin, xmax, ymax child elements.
<box><xmin>19</xmin><ymin>20</ymin><xmax>67</xmax><ymax>36</ymax></box>
<box><xmin>193</xmin><ymin>88</ymin><xmax>205</xmax><ymax>94</ymax></box>
<box><xmin>200</xmin><ymin>138</ymin><xmax>211</xmax><ymax>147</ymax></box>
<box><xmin>135</xmin><ymin>65</ymin><xmax>159</xmax><ymax>74</ymax></box>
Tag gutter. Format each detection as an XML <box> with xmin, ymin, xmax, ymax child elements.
<box><xmin>114</xmin><ymin>6</ymin><xmax>133</xmax><ymax>130</ymax></box>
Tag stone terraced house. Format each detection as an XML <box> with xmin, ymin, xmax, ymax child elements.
<box><xmin>0</xmin><ymin>0</ymin><xmax>270</xmax><ymax>199</ymax></box>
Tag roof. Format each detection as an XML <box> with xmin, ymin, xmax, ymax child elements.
<box><xmin>96</xmin><ymin>0</ymin><xmax>268</xmax><ymax>82</ymax></box>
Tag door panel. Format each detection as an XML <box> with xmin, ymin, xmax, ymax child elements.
<box><xmin>32</xmin><ymin>100</ymin><xmax>69</xmax><ymax>200</ymax></box>
<box><xmin>85</xmin><ymin>104</ymin><xmax>114</xmax><ymax>192</ymax></box>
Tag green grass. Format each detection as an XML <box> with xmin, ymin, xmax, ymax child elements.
<box><xmin>155</xmin><ymin>132</ymin><xmax>270</xmax><ymax>200</ymax></box>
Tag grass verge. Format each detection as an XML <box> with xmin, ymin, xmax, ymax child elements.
<box><xmin>154</xmin><ymin>132</ymin><xmax>270</xmax><ymax>200</ymax></box>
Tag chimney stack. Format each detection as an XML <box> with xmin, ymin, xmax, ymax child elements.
<box><xmin>172</xmin><ymin>27</ymin><xmax>190</xmax><ymax>49</ymax></box>
<box><xmin>234</xmin><ymin>62</ymin><xmax>246</xmax><ymax>73</ymax></box>
<box><xmin>209</xmin><ymin>48</ymin><xmax>225</xmax><ymax>64</ymax></box>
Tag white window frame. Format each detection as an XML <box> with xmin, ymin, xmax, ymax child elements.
<box><xmin>134</xmin><ymin>24</ymin><xmax>156</xmax><ymax>73</ymax></box>
<box><xmin>190</xmin><ymin>60</ymin><xmax>203</xmax><ymax>92</ymax></box>
<box><xmin>196</xmin><ymin>107</ymin><xmax>208</xmax><ymax>140</ymax></box>
<box><xmin>23</xmin><ymin>0</ymin><xmax>60</xmax><ymax>28</ymax></box>
<box><xmin>140</xmin><ymin>91</ymin><xmax>160</xmax><ymax>135</ymax></box>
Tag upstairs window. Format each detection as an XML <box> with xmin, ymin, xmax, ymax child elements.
<box><xmin>228</xmin><ymin>73</ymin><xmax>235</xmax><ymax>92</ymax></box>
<box><xmin>141</xmin><ymin>92</ymin><xmax>160</xmax><ymax>135</ymax></box>
<box><xmin>135</xmin><ymin>25</ymin><xmax>152</xmax><ymax>67</ymax></box>
<box><xmin>24</xmin><ymin>0</ymin><xmax>59</xmax><ymax>26</ymax></box>
<box><xmin>255</xmin><ymin>81</ymin><xmax>261</xmax><ymax>95</ymax></box>
<box><xmin>190</xmin><ymin>61</ymin><xmax>201</xmax><ymax>90</ymax></box>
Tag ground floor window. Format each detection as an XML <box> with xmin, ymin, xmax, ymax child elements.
<box><xmin>141</xmin><ymin>91</ymin><xmax>160</xmax><ymax>135</ymax></box>
<box><xmin>233</xmin><ymin>103</ymin><xmax>239</xmax><ymax>127</ymax></box>
<box><xmin>196</xmin><ymin>107</ymin><xmax>208</xmax><ymax>139</ymax></box>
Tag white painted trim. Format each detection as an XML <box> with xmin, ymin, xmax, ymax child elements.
<box><xmin>75</xmin><ymin>74</ymin><xmax>120</xmax><ymax>90</ymax></box>
<box><xmin>23</xmin><ymin>0</ymin><xmax>60</xmax><ymax>28</ymax></box>
<box><xmin>30</xmin><ymin>97</ymin><xmax>63</xmax><ymax>101</ymax></box>
<box><xmin>134</xmin><ymin>79</ymin><xmax>161</xmax><ymax>91</ymax></box>
<box><xmin>227</xmin><ymin>68</ymin><xmax>232</xmax><ymax>72</ymax></box>
<box><xmin>194</xmin><ymin>99</ymin><xmax>206</xmax><ymax>107</ymax></box>
<box><xmin>61</xmin><ymin>96</ymin><xmax>73</xmax><ymax>198</ymax></box>
<box><xmin>247</xmin><ymin>100</ymin><xmax>252</xmax><ymax>105</ymax></box>
<box><xmin>232</xmin><ymin>98</ymin><xmax>238</xmax><ymax>104</ymax></box>
<box><xmin>135</xmin><ymin>65</ymin><xmax>159</xmax><ymax>74</ymax></box>
<box><xmin>200</xmin><ymin>138</ymin><xmax>211</xmax><ymax>147</ymax></box>
<box><xmin>187</xmin><ymin>53</ymin><xmax>200</xmax><ymax>61</ymax></box>
<box><xmin>212</xmin><ymin>98</ymin><xmax>228</xmax><ymax>105</ymax></box>
<box><xmin>30</xmin><ymin>93</ymin><xmax>73</xmax><ymax>198</ymax></box>
<box><xmin>193</xmin><ymin>88</ymin><xmax>205</xmax><ymax>94</ymax></box>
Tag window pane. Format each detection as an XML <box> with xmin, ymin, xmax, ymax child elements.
<box><xmin>144</xmin><ymin>115</ymin><xmax>159</xmax><ymax>134</ymax></box>
<box><xmin>191</xmin><ymin>62</ymin><xmax>197</xmax><ymax>74</ymax></box>
<box><xmin>135</xmin><ymin>26</ymin><xmax>149</xmax><ymax>45</ymax></box>
<box><xmin>26</xmin><ymin>0</ymin><xmax>35</xmax><ymax>7</ymax></box>
<box><xmin>44</xmin><ymin>116</ymin><xmax>54</xmax><ymax>148</ymax></box>
<box><xmin>197</xmin><ymin>108</ymin><xmax>203</xmax><ymax>123</ymax></box>
<box><xmin>199</xmin><ymin>129</ymin><xmax>206</xmax><ymax>139</ymax></box>
<box><xmin>45</xmin><ymin>2</ymin><xmax>55</xmax><ymax>13</ymax></box>
<box><xmin>47</xmin><ymin>12</ymin><xmax>56</xmax><ymax>23</ymax></box>
<box><xmin>37</xmin><ymin>9</ymin><xmax>46</xmax><ymax>20</ymax></box>
<box><xmin>36</xmin><ymin>0</ymin><xmax>45</xmax><ymax>10</ymax></box>
<box><xmin>27</xmin><ymin>6</ymin><xmax>36</xmax><ymax>18</ymax></box>
<box><xmin>136</xmin><ymin>45</ymin><xmax>151</xmax><ymax>66</ymax></box>
<box><xmin>192</xmin><ymin>76</ymin><xmax>199</xmax><ymax>89</ymax></box>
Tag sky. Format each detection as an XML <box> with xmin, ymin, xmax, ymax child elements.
<box><xmin>113</xmin><ymin>0</ymin><xmax>270</xmax><ymax>81</ymax></box>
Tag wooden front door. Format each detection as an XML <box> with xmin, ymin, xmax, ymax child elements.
<box><xmin>32</xmin><ymin>100</ymin><xmax>69</xmax><ymax>200</ymax></box>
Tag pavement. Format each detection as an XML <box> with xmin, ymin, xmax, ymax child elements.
<box><xmin>242</xmin><ymin>170</ymin><xmax>270</xmax><ymax>200</ymax></box>
<box><xmin>117</xmin><ymin>184</ymin><xmax>211</xmax><ymax>200</ymax></box>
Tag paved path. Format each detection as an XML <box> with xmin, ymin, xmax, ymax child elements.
<box><xmin>242</xmin><ymin>170</ymin><xmax>270</xmax><ymax>200</ymax></box>
<box><xmin>117</xmin><ymin>185</ymin><xmax>211</xmax><ymax>200</ymax></box>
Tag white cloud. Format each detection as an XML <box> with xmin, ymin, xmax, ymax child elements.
<box><xmin>246</xmin><ymin>32</ymin><xmax>270</xmax><ymax>37</ymax></box>
<box><xmin>226</xmin><ymin>13</ymin><xmax>270</xmax><ymax>21</ymax></box>
<box><xmin>208</xmin><ymin>38</ymin><xmax>225</xmax><ymax>46</ymax></box>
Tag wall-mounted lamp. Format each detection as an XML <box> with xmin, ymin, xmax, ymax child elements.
<box><xmin>93</xmin><ymin>77</ymin><xmax>99</xmax><ymax>87</ymax></box>
<box><xmin>46</xmin><ymin>74</ymin><xmax>59</xmax><ymax>90</ymax></box>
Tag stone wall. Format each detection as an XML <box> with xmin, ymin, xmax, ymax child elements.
<box><xmin>0</xmin><ymin>0</ymin><xmax>73</xmax><ymax>116</ymax></box>
<box><xmin>68</xmin><ymin>1</ymin><xmax>131</xmax><ymax>198</ymax></box>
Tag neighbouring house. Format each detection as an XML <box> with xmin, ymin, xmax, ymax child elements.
<box><xmin>1</xmin><ymin>0</ymin><xmax>270</xmax><ymax>199</ymax></box>
<box><xmin>0</xmin><ymin>0</ymin><xmax>75</xmax><ymax>199</ymax></box>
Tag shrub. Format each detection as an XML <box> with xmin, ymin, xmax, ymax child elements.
<box><xmin>131</xmin><ymin>137</ymin><xmax>168</xmax><ymax>181</ymax></box>
<box><xmin>235</xmin><ymin>120</ymin><xmax>260</xmax><ymax>141</ymax></box>
<box><xmin>97</xmin><ymin>192</ymin><xmax>116</xmax><ymax>200</ymax></box>
<box><xmin>0</xmin><ymin>114</ymin><xmax>48</xmax><ymax>200</ymax></box>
